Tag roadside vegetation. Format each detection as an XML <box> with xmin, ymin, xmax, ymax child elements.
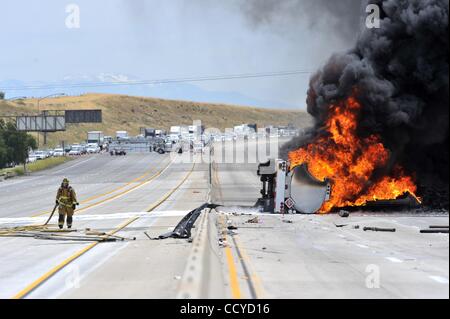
<box><xmin>0</xmin><ymin>119</ymin><xmax>37</xmax><ymax>170</ymax></box>
<box><xmin>1</xmin><ymin>156</ymin><xmax>73</xmax><ymax>176</ymax></box>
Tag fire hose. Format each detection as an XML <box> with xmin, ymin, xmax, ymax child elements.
<box><xmin>44</xmin><ymin>203</ymin><xmax>59</xmax><ymax>226</ymax></box>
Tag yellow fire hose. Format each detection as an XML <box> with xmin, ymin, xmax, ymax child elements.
<box><xmin>44</xmin><ymin>203</ymin><xmax>59</xmax><ymax>226</ymax></box>
<box><xmin>0</xmin><ymin>203</ymin><xmax>135</xmax><ymax>242</ymax></box>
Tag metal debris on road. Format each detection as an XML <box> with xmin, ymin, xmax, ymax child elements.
<box><xmin>420</xmin><ymin>228</ymin><xmax>449</xmax><ymax>234</ymax></box>
<box><xmin>157</xmin><ymin>203</ymin><xmax>220</xmax><ymax>240</ymax></box>
<box><xmin>143</xmin><ymin>231</ymin><xmax>153</xmax><ymax>240</ymax></box>
<box><xmin>363</xmin><ymin>227</ymin><xmax>396</xmax><ymax>232</ymax></box>
<box><xmin>0</xmin><ymin>224</ymin><xmax>136</xmax><ymax>242</ymax></box>
<box><xmin>246</xmin><ymin>216</ymin><xmax>260</xmax><ymax>224</ymax></box>
<box><xmin>85</xmin><ymin>230</ymin><xmax>136</xmax><ymax>241</ymax></box>
<box><xmin>218</xmin><ymin>238</ymin><xmax>229</xmax><ymax>248</ymax></box>
<box><xmin>338</xmin><ymin>210</ymin><xmax>350</xmax><ymax>218</ymax></box>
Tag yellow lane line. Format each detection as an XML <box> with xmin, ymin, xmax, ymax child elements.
<box><xmin>234</xmin><ymin>235</ymin><xmax>265</xmax><ymax>299</ymax></box>
<box><xmin>79</xmin><ymin>158</ymin><xmax>162</xmax><ymax>203</ymax></box>
<box><xmin>224</xmin><ymin>245</ymin><xmax>242</xmax><ymax>299</ymax></box>
<box><xmin>31</xmin><ymin>157</ymin><xmax>170</xmax><ymax>218</ymax></box>
<box><xmin>12</xmin><ymin>242</ymin><xmax>97</xmax><ymax>299</ymax></box>
<box><xmin>11</xmin><ymin>217</ymin><xmax>138</xmax><ymax>300</ymax></box>
<box><xmin>215</xmin><ymin>173</ymin><xmax>242</xmax><ymax>299</ymax></box>
<box><xmin>12</xmin><ymin>159</ymin><xmax>196</xmax><ymax>299</ymax></box>
<box><xmin>145</xmin><ymin>162</ymin><xmax>196</xmax><ymax>212</ymax></box>
<box><xmin>32</xmin><ymin>158</ymin><xmax>173</xmax><ymax>218</ymax></box>
<box><xmin>70</xmin><ymin>159</ymin><xmax>174</xmax><ymax>215</ymax></box>
<box><xmin>218</xmin><ymin>215</ymin><xmax>242</xmax><ymax>299</ymax></box>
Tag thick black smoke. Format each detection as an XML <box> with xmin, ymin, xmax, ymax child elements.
<box><xmin>282</xmin><ymin>0</ymin><xmax>449</xmax><ymax>209</ymax></box>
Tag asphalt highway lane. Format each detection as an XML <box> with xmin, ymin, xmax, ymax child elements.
<box><xmin>0</xmin><ymin>139</ymin><xmax>448</xmax><ymax>299</ymax></box>
<box><xmin>0</xmin><ymin>153</ymin><xmax>204</xmax><ymax>298</ymax></box>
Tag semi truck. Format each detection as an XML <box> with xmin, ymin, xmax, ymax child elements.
<box><xmin>87</xmin><ymin>131</ymin><xmax>104</xmax><ymax>144</ymax></box>
<box><xmin>257</xmin><ymin>159</ymin><xmax>331</xmax><ymax>214</ymax></box>
<box><xmin>256</xmin><ymin>159</ymin><xmax>419</xmax><ymax>214</ymax></box>
<box><xmin>116</xmin><ymin>131</ymin><xmax>129</xmax><ymax>139</ymax></box>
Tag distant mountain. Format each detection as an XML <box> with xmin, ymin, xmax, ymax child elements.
<box><xmin>0</xmin><ymin>74</ymin><xmax>294</xmax><ymax>109</ymax></box>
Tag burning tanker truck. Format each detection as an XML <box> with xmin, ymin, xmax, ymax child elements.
<box><xmin>257</xmin><ymin>97</ymin><xmax>421</xmax><ymax>214</ymax></box>
<box><xmin>258</xmin><ymin>0</ymin><xmax>448</xmax><ymax>214</ymax></box>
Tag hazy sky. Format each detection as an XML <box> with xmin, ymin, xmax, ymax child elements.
<box><xmin>0</xmin><ymin>0</ymin><xmax>364</xmax><ymax>108</ymax></box>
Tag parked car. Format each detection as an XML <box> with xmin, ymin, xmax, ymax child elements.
<box><xmin>27</xmin><ymin>155</ymin><xmax>38</xmax><ymax>163</ymax></box>
<box><xmin>4</xmin><ymin>161</ymin><xmax>17</xmax><ymax>168</ymax></box>
<box><xmin>79</xmin><ymin>144</ymin><xmax>88</xmax><ymax>155</ymax></box>
<box><xmin>45</xmin><ymin>149</ymin><xmax>55</xmax><ymax>157</ymax></box>
<box><xmin>32</xmin><ymin>151</ymin><xmax>47</xmax><ymax>160</ymax></box>
<box><xmin>53</xmin><ymin>148</ymin><xmax>65</xmax><ymax>157</ymax></box>
<box><xmin>86</xmin><ymin>143</ymin><xmax>100</xmax><ymax>154</ymax></box>
<box><xmin>68</xmin><ymin>145</ymin><xmax>82</xmax><ymax>156</ymax></box>
<box><xmin>68</xmin><ymin>149</ymin><xmax>81</xmax><ymax>156</ymax></box>
<box><xmin>110</xmin><ymin>149</ymin><xmax>127</xmax><ymax>156</ymax></box>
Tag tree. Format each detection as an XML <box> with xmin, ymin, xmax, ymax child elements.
<box><xmin>0</xmin><ymin>120</ymin><xmax>37</xmax><ymax>169</ymax></box>
<box><xmin>0</xmin><ymin>120</ymin><xmax>9</xmax><ymax>168</ymax></box>
<box><xmin>0</xmin><ymin>135</ymin><xmax>7</xmax><ymax>169</ymax></box>
<box><xmin>0</xmin><ymin>91</ymin><xmax>4</xmax><ymax>100</ymax></box>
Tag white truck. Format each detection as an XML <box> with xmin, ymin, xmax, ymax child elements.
<box><xmin>170</xmin><ymin>126</ymin><xmax>181</xmax><ymax>135</ymax></box>
<box><xmin>257</xmin><ymin>159</ymin><xmax>331</xmax><ymax>214</ymax></box>
<box><xmin>87</xmin><ymin>131</ymin><xmax>104</xmax><ymax>144</ymax></box>
<box><xmin>116</xmin><ymin>131</ymin><xmax>129</xmax><ymax>139</ymax></box>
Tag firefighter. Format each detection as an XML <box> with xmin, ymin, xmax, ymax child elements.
<box><xmin>56</xmin><ymin>178</ymin><xmax>79</xmax><ymax>229</ymax></box>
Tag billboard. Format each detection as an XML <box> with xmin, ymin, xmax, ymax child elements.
<box><xmin>16</xmin><ymin>115</ymin><xmax>66</xmax><ymax>132</ymax></box>
<box><xmin>65</xmin><ymin>110</ymin><xmax>102</xmax><ymax>124</ymax></box>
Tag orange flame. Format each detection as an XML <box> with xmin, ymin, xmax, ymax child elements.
<box><xmin>289</xmin><ymin>96</ymin><xmax>419</xmax><ymax>213</ymax></box>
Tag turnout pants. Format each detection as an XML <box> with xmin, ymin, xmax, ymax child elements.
<box><xmin>58</xmin><ymin>206</ymin><xmax>74</xmax><ymax>228</ymax></box>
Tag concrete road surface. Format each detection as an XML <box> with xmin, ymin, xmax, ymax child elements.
<box><xmin>210</xmin><ymin>139</ymin><xmax>449</xmax><ymax>299</ymax></box>
<box><xmin>0</xmin><ymin>152</ymin><xmax>211</xmax><ymax>299</ymax></box>
<box><xmin>0</xmin><ymin>138</ymin><xmax>448</xmax><ymax>299</ymax></box>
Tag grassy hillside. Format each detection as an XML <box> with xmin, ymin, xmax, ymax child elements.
<box><xmin>0</xmin><ymin>94</ymin><xmax>312</xmax><ymax>147</ymax></box>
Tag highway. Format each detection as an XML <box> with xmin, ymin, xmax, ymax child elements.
<box><xmin>0</xmin><ymin>139</ymin><xmax>448</xmax><ymax>299</ymax></box>
<box><xmin>0</xmin><ymin>152</ymin><xmax>208</xmax><ymax>298</ymax></box>
<box><xmin>211</xmin><ymin>140</ymin><xmax>449</xmax><ymax>299</ymax></box>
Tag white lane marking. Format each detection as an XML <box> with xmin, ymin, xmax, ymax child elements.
<box><xmin>385</xmin><ymin>257</ymin><xmax>403</xmax><ymax>263</ymax></box>
<box><xmin>0</xmin><ymin>211</ymin><xmax>189</xmax><ymax>226</ymax></box>
<box><xmin>429</xmin><ymin>276</ymin><xmax>449</xmax><ymax>284</ymax></box>
<box><xmin>50</xmin><ymin>156</ymin><xmax>96</xmax><ymax>174</ymax></box>
<box><xmin>338</xmin><ymin>234</ymin><xmax>346</xmax><ymax>238</ymax></box>
<box><xmin>75</xmin><ymin>158</ymin><xmax>175</xmax><ymax>212</ymax></box>
<box><xmin>356</xmin><ymin>244</ymin><xmax>369</xmax><ymax>249</ymax></box>
<box><xmin>0</xmin><ymin>157</ymin><xmax>95</xmax><ymax>189</ymax></box>
<box><xmin>29</xmin><ymin>215</ymin><xmax>161</xmax><ymax>299</ymax></box>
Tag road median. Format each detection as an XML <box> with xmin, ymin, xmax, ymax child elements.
<box><xmin>177</xmin><ymin>209</ymin><xmax>226</xmax><ymax>299</ymax></box>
